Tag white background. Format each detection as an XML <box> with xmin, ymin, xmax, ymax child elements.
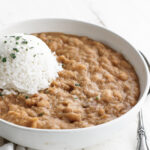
<box><xmin>0</xmin><ymin>0</ymin><xmax>150</xmax><ymax>150</ymax></box>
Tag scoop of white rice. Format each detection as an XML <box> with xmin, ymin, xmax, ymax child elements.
<box><xmin>0</xmin><ymin>33</ymin><xmax>62</xmax><ymax>95</ymax></box>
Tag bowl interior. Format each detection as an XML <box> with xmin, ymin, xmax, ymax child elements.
<box><xmin>0</xmin><ymin>20</ymin><xmax>149</xmax><ymax>121</ymax></box>
<box><xmin>0</xmin><ymin>19</ymin><xmax>148</xmax><ymax>99</ymax></box>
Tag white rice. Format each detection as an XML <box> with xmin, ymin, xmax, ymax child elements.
<box><xmin>0</xmin><ymin>33</ymin><xmax>63</xmax><ymax>95</ymax></box>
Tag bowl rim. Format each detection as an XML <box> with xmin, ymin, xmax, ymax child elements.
<box><xmin>0</xmin><ymin>18</ymin><xmax>149</xmax><ymax>133</ymax></box>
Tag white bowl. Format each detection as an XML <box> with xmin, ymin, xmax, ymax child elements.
<box><xmin>0</xmin><ymin>19</ymin><xmax>149</xmax><ymax>150</ymax></box>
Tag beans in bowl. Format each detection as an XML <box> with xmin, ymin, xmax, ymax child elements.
<box><xmin>0</xmin><ymin>32</ymin><xmax>140</xmax><ymax>129</ymax></box>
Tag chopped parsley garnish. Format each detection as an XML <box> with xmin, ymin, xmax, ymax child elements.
<box><xmin>29</xmin><ymin>47</ymin><xmax>34</xmax><ymax>49</ymax></box>
<box><xmin>13</xmin><ymin>48</ymin><xmax>19</xmax><ymax>52</ymax></box>
<box><xmin>25</xmin><ymin>96</ymin><xmax>29</xmax><ymax>99</ymax></box>
<box><xmin>16</xmin><ymin>36</ymin><xmax>21</xmax><ymax>40</ymax></box>
<box><xmin>10</xmin><ymin>36</ymin><xmax>15</xmax><ymax>38</ymax></box>
<box><xmin>75</xmin><ymin>83</ymin><xmax>80</xmax><ymax>86</ymax></box>
<box><xmin>62</xmin><ymin>63</ymin><xmax>64</xmax><ymax>67</ymax></box>
<box><xmin>0</xmin><ymin>93</ymin><xmax>2</xmax><ymax>96</ymax></box>
<box><xmin>4</xmin><ymin>41</ymin><xmax>7</xmax><ymax>44</ymax></box>
<box><xmin>96</xmin><ymin>96</ymin><xmax>99</xmax><ymax>100</ymax></box>
<box><xmin>33</xmin><ymin>54</ymin><xmax>36</xmax><ymax>57</ymax></box>
<box><xmin>26</xmin><ymin>48</ymin><xmax>28</xmax><ymax>51</ymax></box>
<box><xmin>22</xmin><ymin>41</ymin><xmax>28</xmax><ymax>44</ymax></box>
<box><xmin>74</xmin><ymin>97</ymin><xmax>78</xmax><ymax>99</ymax></box>
<box><xmin>2</xmin><ymin>57</ymin><xmax>7</xmax><ymax>62</ymax></box>
<box><xmin>45</xmin><ymin>89</ymin><xmax>49</xmax><ymax>94</ymax></box>
<box><xmin>16</xmin><ymin>42</ymin><xmax>19</xmax><ymax>45</ymax></box>
<box><xmin>39</xmin><ymin>113</ymin><xmax>44</xmax><ymax>116</ymax></box>
<box><xmin>10</xmin><ymin>53</ymin><xmax>16</xmax><ymax>59</ymax></box>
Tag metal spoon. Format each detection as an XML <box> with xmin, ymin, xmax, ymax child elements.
<box><xmin>136</xmin><ymin>109</ymin><xmax>149</xmax><ymax>150</ymax></box>
<box><xmin>136</xmin><ymin>51</ymin><xmax>150</xmax><ymax>150</ymax></box>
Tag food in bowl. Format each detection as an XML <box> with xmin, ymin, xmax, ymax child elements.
<box><xmin>0</xmin><ymin>32</ymin><xmax>140</xmax><ymax>129</ymax></box>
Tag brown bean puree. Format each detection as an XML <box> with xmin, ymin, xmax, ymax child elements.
<box><xmin>0</xmin><ymin>32</ymin><xmax>140</xmax><ymax>129</ymax></box>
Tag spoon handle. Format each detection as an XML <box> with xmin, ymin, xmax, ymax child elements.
<box><xmin>136</xmin><ymin>110</ymin><xmax>149</xmax><ymax>150</ymax></box>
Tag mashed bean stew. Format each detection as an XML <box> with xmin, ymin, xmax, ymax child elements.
<box><xmin>0</xmin><ymin>32</ymin><xmax>140</xmax><ymax>129</ymax></box>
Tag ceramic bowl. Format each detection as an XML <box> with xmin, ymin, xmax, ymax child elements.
<box><xmin>0</xmin><ymin>19</ymin><xmax>149</xmax><ymax>150</ymax></box>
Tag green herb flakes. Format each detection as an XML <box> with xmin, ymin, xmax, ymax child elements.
<box><xmin>25</xmin><ymin>96</ymin><xmax>29</xmax><ymax>99</ymax></box>
<box><xmin>16</xmin><ymin>36</ymin><xmax>21</xmax><ymax>40</ymax></box>
<box><xmin>16</xmin><ymin>42</ymin><xmax>19</xmax><ymax>45</ymax></box>
<box><xmin>96</xmin><ymin>96</ymin><xmax>99</xmax><ymax>100</ymax></box>
<box><xmin>39</xmin><ymin>113</ymin><xmax>44</xmax><ymax>116</ymax></box>
<box><xmin>22</xmin><ymin>41</ymin><xmax>28</xmax><ymax>44</ymax></box>
<box><xmin>33</xmin><ymin>54</ymin><xmax>36</xmax><ymax>57</ymax></box>
<box><xmin>4</xmin><ymin>41</ymin><xmax>7</xmax><ymax>44</ymax></box>
<box><xmin>0</xmin><ymin>93</ymin><xmax>2</xmax><ymax>96</ymax></box>
<box><xmin>2</xmin><ymin>57</ymin><xmax>7</xmax><ymax>62</ymax></box>
<box><xmin>13</xmin><ymin>48</ymin><xmax>19</xmax><ymax>52</ymax></box>
<box><xmin>45</xmin><ymin>90</ymin><xmax>49</xmax><ymax>94</ymax></box>
<box><xmin>10</xmin><ymin>53</ymin><xmax>16</xmax><ymax>59</ymax></box>
<box><xmin>74</xmin><ymin>97</ymin><xmax>78</xmax><ymax>99</ymax></box>
<box><xmin>75</xmin><ymin>83</ymin><xmax>80</xmax><ymax>86</ymax></box>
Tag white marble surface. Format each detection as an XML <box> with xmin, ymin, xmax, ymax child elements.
<box><xmin>0</xmin><ymin>0</ymin><xmax>150</xmax><ymax>150</ymax></box>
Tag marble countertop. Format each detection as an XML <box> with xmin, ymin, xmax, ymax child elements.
<box><xmin>0</xmin><ymin>0</ymin><xmax>150</xmax><ymax>150</ymax></box>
